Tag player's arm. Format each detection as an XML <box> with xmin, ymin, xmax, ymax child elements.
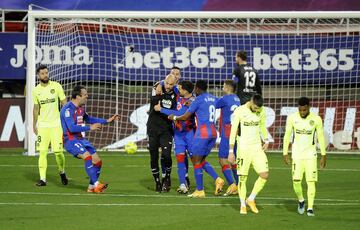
<box><xmin>33</xmin><ymin>104</ymin><xmax>39</xmax><ymax>135</ymax></box>
<box><xmin>254</xmin><ymin>71</ymin><xmax>262</xmax><ymax>95</ymax></box>
<box><xmin>282</xmin><ymin>115</ymin><xmax>293</xmax><ymax>165</ymax></box>
<box><xmin>228</xmin><ymin>108</ymin><xmax>241</xmax><ymax>164</ymax></box>
<box><xmin>32</xmin><ymin>90</ymin><xmax>39</xmax><ymax>135</ymax></box>
<box><xmin>160</xmin><ymin>105</ymin><xmax>188</xmax><ymax>116</ymax></box>
<box><xmin>315</xmin><ymin>116</ymin><xmax>327</xmax><ymax>169</ymax></box>
<box><xmin>259</xmin><ymin>109</ymin><xmax>269</xmax><ymax>150</ymax></box>
<box><xmin>169</xmin><ymin>97</ymin><xmax>197</xmax><ymax>121</ymax></box>
<box><xmin>57</xmin><ymin>83</ymin><xmax>67</xmax><ymax>107</ymax></box>
<box><xmin>83</xmin><ymin>112</ymin><xmax>118</xmax><ymax>124</ymax></box>
<box><xmin>169</xmin><ymin>111</ymin><xmax>193</xmax><ymax>121</ymax></box>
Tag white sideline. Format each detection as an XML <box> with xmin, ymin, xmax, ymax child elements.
<box><xmin>0</xmin><ymin>164</ymin><xmax>359</xmax><ymax>172</ymax></box>
<box><xmin>1</xmin><ymin>191</ymin><xmax>359</xmax><ymax>203</ymax></box>
<box><xmin>0</xmin><ymin>202</ymin><xmax>359</xmax><ymax>207</ymax></box>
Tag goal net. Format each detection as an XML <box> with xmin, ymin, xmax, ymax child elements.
<box><xmin>26</xmin><ymin>11</ymin><xmax>360</xmax><ymax>155</ymax></box>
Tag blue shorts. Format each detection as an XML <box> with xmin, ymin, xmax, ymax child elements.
<box><xmin>174</xmin><ymin>130</ymin><xmax>194</xmax><ymax>156</ymax></box>
<box><xmin>64</xmin><ymin>139</ymin><xmax>96</xmax><ymax>158</ymax></box>
<box><xmin>190</xmin><ymin>138</ymin><xmax>216</xmax><ymax>156</ymax></box>
<box><xmin>218</xmin><ymin>136</ymin><xmax>237</xmax><ymax>158</ymax></box>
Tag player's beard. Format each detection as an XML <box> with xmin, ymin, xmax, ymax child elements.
<box><xmin>40</xmin><ymin>78</ymin><xmax>49</xmax><ymax>84</ymax></box>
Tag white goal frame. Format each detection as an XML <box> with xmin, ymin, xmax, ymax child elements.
<box><xmin>26</xmin><ymin>10</ymin><xmax>360</xmax><ymax>156</ymax></box>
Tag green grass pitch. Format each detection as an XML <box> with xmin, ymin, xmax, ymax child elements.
<box><xmin>0</xmin><ymin>149</ymin><xmax>359</xmax><ymax>230</ymax></box>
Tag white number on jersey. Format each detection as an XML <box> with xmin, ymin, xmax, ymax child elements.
<box><xmin>244</xmin><ymin>71</ymin><xmax>256</xmax><ymax>87</ymax></box>
<box><xmin>209</xmin><ymin>105</ymin><xmax>216</xmax><ymax>122</ymax></box>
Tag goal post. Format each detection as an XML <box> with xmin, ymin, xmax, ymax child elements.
<box><xmin>26</xmin><ymin>10</ymin><xmax>360</xmax><ymax>156</ymax></box>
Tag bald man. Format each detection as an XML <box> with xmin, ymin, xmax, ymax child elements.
<box><xmin>147</xmin><ymin>74</ymin><xmax>177</xmax><ymax>192</ymax></box>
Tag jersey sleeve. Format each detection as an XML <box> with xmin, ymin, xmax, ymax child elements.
<box><xmin>283</xmin><ymin>115</ymin><xmax>293</xmax><ymax>156</ymax></box>
<box><xmin>229</xmin><ymin>107</ymin><xmax>241</xmax><ymax>145</ymax></box>
<box><xmin>161</xmin><ymin>105</ymin><xmax>187</xmax><ymax>116</ymax></box>
<box><xmin>187</xmin><ymin>97</ymin><xmax>199</xmax><ymax>114</ymax></box>
<box><xmin>83</xmin><ymin>112</ymin><xmax>107</xmax><ymax>124</ymax></box>
<box><xmin>315</xmin><ymin>116</ymin><xmax>326</xmax><ymax>156</ymax></box>
<box><xmin>259</xmin><ymin>109</ymin><xmax>268</xmax><ymax>141</ymax></box>
<box><xmin>32</xmin><ymin>88</ymin><xmax>39</xmax><ymax>105</ymax></box>
<box><xmin>57</xmin><ymin>82</ymin><xmax>66</xmax><ymax>101</ymax></box>
<box><xmin>254</xmin><ymin>71</ymin><xmax>262</xmax><ymax>95</ymax></box>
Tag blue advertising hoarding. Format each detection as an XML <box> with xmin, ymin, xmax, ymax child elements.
<box><xmin>0</xmin><ymin>32</ymin><xmax>359</xmax><ymax>85</ymax></box>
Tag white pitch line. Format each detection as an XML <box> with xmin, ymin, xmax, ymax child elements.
<box><xmin>1</xmin><ymin>191</ymin><xmax>359</xmax><ymax>203</ymax></box>
<box><xmin>0</xmin><ymin>202</ymin><xmax>359</xmax><ymax>207</ymax></box>
<box><xmin>0</xmin><ymin>164</ymin><xmax>359</xmax><ymax>172</ymax></box>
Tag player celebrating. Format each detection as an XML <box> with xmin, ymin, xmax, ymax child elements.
<box><xmin>232</xmin><ymin>50</ymin><xmax>262</xmax><ymax>105</ymax></box>
<box><xmin>60</xmin><ymin>85</ymin><xmax>118</xmax><ymax>193</ymax></box>
<box><xmin>228</xmin><ymin>94</ymin><xmax>269</xmax><ymax>214</ymax></box>
<box><xmin>215</xmin><ymin>80</ymin><xmax>241</xmax><ymax>196</ymax></box>
<box><xmin>169</xmin><ymin>80</ymin><xmax>225</xmax><ymax>198</ymax></box>
<box><xmin>32</xmin><ymin>65</ymin><xmax>68</xmax><ymax>186</ymax></box>
<box><xmin>155</xmin><ymin>80</ymin><xmax>195</xmax><ymax>194</ymax></box>
<box><xmin>283</xmin><ymin>97</ymin><xmax>327</xmax><ymax>217</ymax></box>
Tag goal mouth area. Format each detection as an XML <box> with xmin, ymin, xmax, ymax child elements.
<box><xmin>25</xmin><ymin>11</ymin><xmax>360</xmax><ymax>154</ymax></box>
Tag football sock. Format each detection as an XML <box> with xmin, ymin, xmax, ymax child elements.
<box><xmin>307</xmin><ymin>181</ymin><xmax>316</xmax><ymax>210</ymax></box>
<box><xmin>38</xmin><ymin>150</ymin><xmax>48</xmax><ymax>181</ymax></box>
<box><xmin>231</xmin><ymin>164</ymin><xmax>238</xmax><ymax>184</ymax></box>
<box><xmin>239</xmin><ymin>175</ymin><xmax>247</xmax><ymax>201</ymax></box>
<box><xmin>94</xmin><ymin>160</ymin><xmax>102</xmax><ymax>181</ymax></box>
<box><xmin>194</xmin><ymin>163</ymin><xmax>204</xmax><ymax>190</ymax></box>
<box><xmin>176</xmin><ymin>154</ymin><xmax>186</xmax><ymax>184</ymax></box>
<box><xmin>293</xmin><ymin>180</ymin><xmax>304</xmax><ymax>201</ymax></box>
<box><xmin>185</xmin><ymin>154</ymin><xmax>189</xmax><ymax>174</ymax></box>
<box><xmin>203</xmin><ymin>161</ymin><xmax>218</xmax><ymax>180</ymax></box>
<box><xmin>221</xmin><ymin>164</ymin><xmax>234</xmax><ymax>185</ymax></box>
<box><xmin>160</xmin><ymin>155</ymin><xmax>166</xmax><ymax>178</ymax></box>
<box><xmin>54</xmin><ymin>151</ymin><xmax>65</xmax><ymax>173</ymax></box>
<box><xmin>84</xmin><ymin>156</ymin><xmax>98</xmax><ymax>184</ymax></box>
<box><xmin>151</xmin><ymin>168</ymin><xmax>161</xmax><ymax>184</ymax></box>
<box><xmin>249</xmin><ymin>177</ymin><xmax>267</xmax><ymax>200</ymax></box>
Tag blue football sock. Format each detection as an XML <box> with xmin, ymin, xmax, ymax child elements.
<box><xmin>232</xmin><ymin>164</ymin><xmax>239</xmax><ymax>184</ymax></box>
<box><xmin>176</xmin><ymin>154</ymin><xmax>186</xmax><ymax>184</ymax></box>
<box><xmin>84</xmin><ymin>157</ymin><xmax>98</xmax><ymax>184</ymax></box>
<box><xmin>194</xmin><ymin>164</ymin><xmax>204</xmax><ymax>191</ymax></box>
<box><xmin>222</xmin><ymin>165</ymin><xmax>234</xmax><ymax>185</ymax></box>
<box><xmin>203</xmin><ymin>161</ymin><xmax>218</xmax><ymax>180</ymax></box>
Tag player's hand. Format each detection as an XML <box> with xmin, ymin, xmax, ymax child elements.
<box><xmin>320</xmin><ymin>155</ymin><xmax>327</xmax><ymax>169</ymax></box>
<box><xmin>154</xmin><ymin>102</ymin><xmax>161</xmax><ymax>112</ymax></box>
<box><xmin>228</xmin><ymin>151</ymin><xmax>236</xmax><ymax>164</ymax></box>
<box><xmin>262</xmin><ymin>142</ymin><xmax>269</xmax><ymax>151</ymax></box>
<box><xmin>33</xmin><ymin>125</ymin><xmax>38</xmax><ymax>135</ymax></box>
<box><xmin>107</xmin><ymin>114</ymin><xmax>119</xmax><ymax>123</ymax></box>
<box><xmin>283</xmin><ymin>155</ymin><xmax>290</xmax><ymax>166</ymax></box>
<box><xmin>155</xmin><ymin>83</ymin><xmax>162</xmax><ymax>95</ymax></box>
<box><xmin>90</xmin><ymin>123</ymin><xmax>102</xmax><ymax>131</ymax></box>
<box><xmin>168</xmin><ymin>114</ymin><xmax>175</xmax><ymax>121</ymax></box>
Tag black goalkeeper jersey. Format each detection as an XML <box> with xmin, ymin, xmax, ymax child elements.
<box><xmin>147</xmin><ymin>85</ymin><xmax>177</xmax><ymax>134</ymax></box>
<box><xmin>232</xmin><ymin>64</ymin><xmax>262</xmax><ymax>104</ymax></box>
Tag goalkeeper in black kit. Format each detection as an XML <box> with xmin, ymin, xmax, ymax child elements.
<box><xmin>147</xmin><ymin>74</ymin><xmax>177</xmax><ymax>193</ymax></box>
<box><xmin>232</xmin><ymin>50</ymin><xmax>262</xmax><ymax>105</ymax></box>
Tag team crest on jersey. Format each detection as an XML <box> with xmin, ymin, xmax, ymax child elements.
<box><xmin>50</xmin><ymin>89</ymin><xmax>55</xmax><ymax>94</ymax></box>
<box><xmin>309</xmin><ymin>120</ymin><xmax>314</xmax><ymax>126</ymax></box>
<box><xmin>65</xmin><ymin>109</ymin><xmax>70</xmax><ymax>117</ymax></box>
